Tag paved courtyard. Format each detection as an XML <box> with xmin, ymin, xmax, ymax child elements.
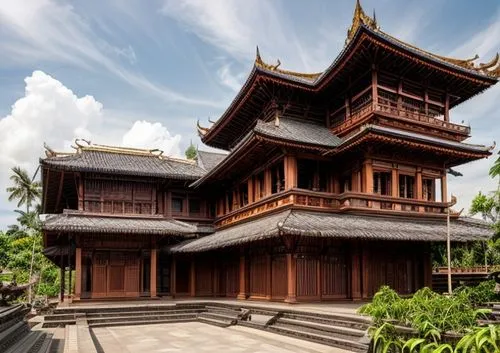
<box><xmin>91</xmin><ymin>322</ymin><xmax>352</xmax><ymax>353</ymax></box>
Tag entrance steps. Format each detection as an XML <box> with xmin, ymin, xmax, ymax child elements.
<box><xmin>42</xmin><ymin>302</ymin><xmax>371</xmax><ymax>352</ymax></box>
<box><xmin>0</xmin><ymin>304</ymin><xmax>53</xmax><ymax>353</ymax></box>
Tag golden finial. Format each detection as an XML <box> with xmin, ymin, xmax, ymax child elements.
<box><xmin>196</xmin><ymin>119</ymin><xmax>209</xmax><ymax>137</ymax></box>
<box><xmin>346</xmin><ymin>0</ymin><xmax>378</xmax><ymax>45</ymax></box>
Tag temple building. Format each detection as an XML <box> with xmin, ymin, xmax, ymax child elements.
<box><xmin>41</xmin><ymin>1</ymin><xmax>498</xmax><ymax>302</ymax></box>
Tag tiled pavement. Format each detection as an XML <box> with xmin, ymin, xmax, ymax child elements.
<box><xmin>91</xmin><ymin>322</ymin><xmax>353</xmax><ymax>353</ymax></box>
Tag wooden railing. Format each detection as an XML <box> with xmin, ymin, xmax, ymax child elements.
<box><xmin>331</xmin><ymin>97</ymin><xmax>470</xmax><ymax>135</ymax></box>
<box><xmin>215</xmin><ymin>189</ymin><xmax>451</xmax><ymax>228</ymax></box>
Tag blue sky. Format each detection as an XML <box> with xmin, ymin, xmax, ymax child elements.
<box><xmin>0</xmin><ymin>0</ymin><xmax>499</xmax><ymax>227</ymax></box>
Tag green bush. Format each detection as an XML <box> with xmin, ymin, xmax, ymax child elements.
<box><xmin>454</xmin><ymin>280</ymin><xmax>500</xmax><ymax>306</ymax></box>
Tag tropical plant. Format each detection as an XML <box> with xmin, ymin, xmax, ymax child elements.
<box><xmin>6</xmin><ymin>166</ymin><xmax>41</xmax><ymax>213</ymax></box>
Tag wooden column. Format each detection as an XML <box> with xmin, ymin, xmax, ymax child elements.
<box><xmin>284</xmin><ymin>155</ymin><xmax>297</xmax><ymax>190</ymax></box>
<box><xmin>416</xmin><ymin>168</ymin><xmax>423</xmax><ymax>199</ymax></box>
<box><xmin>247</xmin><ymin>177</ymin><xmax>254</xmax><ymax>204</ymax></box>
<box><xmin>444</xmin><ymin>93</ymin><xmax>450</xmax><ymax>122</ymax></box>
<box><xmin>285</xmin><ymin>253</ymin><xmax>297</xmax><ymax>303</ymax></box>
<box><xmin>77</xmin><ymin>173</ymin><xmax>84</xmax><ymax>211</ymax></box>
<box><xmin>423</xmin><ymin>246</ymin><xmax>433</xmax><ymax>289</ymax></box>
<box><xmin>237</xmin><ymin>255</ymin><xmax>247</xmax><ymax>300</ymax></box>
<box><xmin>363</xmin><ymin>159</ymin><xmax>373</xmax><ymax>193</ymax></box>
<box><xmin>170</xmin><ymin>257</ymin><xmax>176</xmax><ymax>298</ymax></box>
<box><xmin>351</xmin><ymin>243</ymin><xmax>362</xmax><ymax>300</ymax></box>
<box><xmin>75</xmin><ymin>248</ymin><xmax>81</xmax><ymax>300</ymax></box>
<box><xmin>265</xmin><ymin>253</ymin><xmax>272</xmax><ymax>300</ymax></box>
<box><xmin>372</xmin><ymin>68</ymin><xmax>378</xmax><ymax>109</ymax></box>
<box><xmin>391</xmin><ymin>166</ymin><xmax>398</xmax><ymax>197</ymax></box>
<box><xmin>264</xmin><ymin>169</ymin><xmax>272</xmax><ymax>197</ymax></box>
<box><xmin>441</xmin><ymin>174</ymin><xmax>448</xmax><ymax>202</ymax></box>
<box><xmin>345</xmin><ymin>96</ymin><xmax>351</xmax><ymax>119</ymax></box>
<box><xmin>361</xmin><ymin>246</ymin><xmax>369</xmax><ymax>299</ymax></box>
<box><xmin>150</xmin><ymin>248</ymin><xmax>157</xmax><ymax>297</ymax></box>
<box><xmin>190</xmin><ymin>259</ymin><xmax>196</xmax><ymax>297</ymax></box>
<box><xmin>166</xmin><ymin>191</ymin><xmax>172</xmax><ymax>218</ymax></box>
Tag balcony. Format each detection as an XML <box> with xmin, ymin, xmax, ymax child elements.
<box><xmin>215</xmin><ymin>189</ymin><xmax>451</xmax><ymax>228</ymax></box>
<box><xmin>330</xmin><ymin>94</ymin><xmax>470</xmax><ymax>137</ymax></box>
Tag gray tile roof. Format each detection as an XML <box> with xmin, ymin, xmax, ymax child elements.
<box><xmin>41</xmin><ymin>149</ymin><xmax>206</xmax><ymax>180</ymax></box>
<box><xmin>344</xmin><ymin>125</ymin><xmax>491</xmax><ymax>153</ymax></box>
<box><xmin>42</xmin><ymin>211</ymin><xmax>197</xmax><ymax>236</ymax></box>
<box><xmin>255</xmin><ymin>118</ymin><xmax>342</xmax><ymax>148</ymax></box>
<box><xmin>196</xmin><ymin>150</ymin><xmax>228</xmax><ymax>172</ymax></box>
<box><xmin>170</xmin><ymin>210</ymin><xmax>493</xmax><ymax>253</ymax></box>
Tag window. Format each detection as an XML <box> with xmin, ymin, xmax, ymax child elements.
<box><xmin>271</xmin><ymin>161</ymin><xmax>285</xmax><ymax>194</ymax></box>
<box><xmin>297</xmin><ymin>159</ymin><xmax>315</xmax><ymax>190</ymax></box>
<box><xmin>255</xmin><ymin>172</ymin><xmax>265</xmax><ymax>200</ymax></box>
<box><xmin>423</xmin><ymin>179</ymin><xmax>435</xmax><ymax>201</ymax></box>
<box><xmin>373</xmin><ymin>171</ymin><xmax>391</xmax><ymax>195</ymax></box>
<box><xmin>399</xmin><ymin>175</ymin><xmax>415</xmax><ymax>198</ymax></box>
<box><xmin>239</xmin><ymin>184</ymin><xmax>248</xmax><ymax>207</ymax></box>
<box><xmin>189</xmin><ymin>198</ymin><xmax>201</xmax><ymax>215</ymax></box>
<box><xmin>172</xmin><ymin>197</ymin><xmax>183</xmax><ymax>213</ymax></box>
<box><xmin>341</xmin><ymin>176</ymin><xmax>351</xmax><ymax>193</ymax></box>
<box><xmin>226</xmin><ymin>191</ymin><xmax>233</xmax><ymax>212</ymax></box>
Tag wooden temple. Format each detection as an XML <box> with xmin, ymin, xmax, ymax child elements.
<box><xmin>41</xmin><ymin>1</ymin><xmax>499</xmax><ymax>302</ymax></box>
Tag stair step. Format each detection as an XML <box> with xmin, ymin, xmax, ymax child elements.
<box><xmin>86</xmin><ymin>308</ymin><xmax>202</xmax><ymax>318</ymax></box>
<box><xmin>4</xmin><ymin>331</ymin><xmax>46</xmax><ymax>353</ymax></box>
<box><xmin>283</xmin><ymin>312</ymin><xmax>370</xmax><ymax>330</ymax></box>
<box><xmin>197</xmin><ymin>316</ymin><xmax>234</xmax><ymax>328</ymax></box>
<box><xmin>277</xmin><ymin>318</ymin><xmax>365</xmax><ymax>339</ymax></box>
<box><xmin>0</xmin><ymin>321</ymin><xmax>30</xmax><ymax>351</ymax></box>
<box><xmin>198</xmin><ymin>312</ymin><xmax>238</xmax><ymax>322</ymax></box>
<box><xmin>43</xmin><ymin>313</ymin><xmax>84</xmax><ymax>321</ymax></box>
<box><xmin>205</xmin><ymin>305</ymin><xmax>241</xmax><ymax>313</ymax></box>
<box><xmin>42</xmin><ymin>319</ymin><xmax>76</xmax><ymax>328</ymax></box>
<box><xmin>268</xmin><ymin>325</ymin><xmax>368</xmax><ymax>353</ymax></box>
<box><xmin>89</xmin><ymin>317</ymin><xmax>195</xmax><ymax>328</ymax></box>
<box><xmin>88</xmin><ymin>312</ymin><xmax>197</xmax><ymax>325</ymax></box>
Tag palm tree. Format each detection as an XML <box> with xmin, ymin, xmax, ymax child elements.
<box><xmin>6</xmin><ymin>167</ymin><xmax>41</xmax><ymax>213</ymax></box>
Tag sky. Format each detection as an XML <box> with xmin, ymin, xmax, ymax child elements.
<box><xmin>0</xmin><ymin>0</ymin><xmax>499</xmax><ymax>228</ymax></box>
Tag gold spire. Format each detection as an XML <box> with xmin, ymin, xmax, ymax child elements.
<box><xmin>346</xmin><ymin>0</ymin><xmax>378</xmax><ymax>45</ymax></box>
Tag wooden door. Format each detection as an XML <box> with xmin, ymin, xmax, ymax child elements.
<box><xmin>108</xmin><ymin>252</ymin><xmax>126</xmax><ymax>297</ymax></box>
<box><xmin>321</xmin><ymin>251</ymin><xmax>348</xmax><ymax>299</ymax></box>
<box><xmin>124</xmin><ymin>253</ymin><xmax>140</xmax><ymax>296</ymax></box>
<box><xmin>92</xmin><ymin>252</ymin><xmax>108</xmax><ymax>298</ymax></box>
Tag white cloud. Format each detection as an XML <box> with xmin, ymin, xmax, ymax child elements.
<box><xmin>122</xmin><ymin>121</ymin><xmax>182</xmax><ymax>157</ymax></box>
<box><xmin>216</xmin><ymin>63</ymin><xmax>244</xmax><ymax>92</ymax></box>
<box><xmin>0</xmin><ymin>71</ymin><xmax>183</xmax><ymax>228</ymax></box>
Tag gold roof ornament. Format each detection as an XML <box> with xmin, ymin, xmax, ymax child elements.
<box><xmin>197</xmin><ymin>119</ymin><xmax>209</xmax><ymax>137</ymax></box>
<box><xmin>346</xmin><ymin>0</ymin><xmax>379</xmax><ymax>45</ymax></box>
<box><xmin>254</xmin><ymin>46</ymin><xmax>322</xmax><ymax>81</ymax></box>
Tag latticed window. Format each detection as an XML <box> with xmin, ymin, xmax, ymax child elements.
<box><xmin>399</xmin><ymin>175</ymin><xmax>415</xmax><ymax>198</ymax></box>
<box><xmin>189</xmin><ymin>198</ymin><xmax>201</xmax><ymax>215</ymax></box>
<box><xmin>172</xmin><ymin>197</ymin><xmax>183</xmax><ymax>214</ymax></box>
<box><xmin>373</xmin><ymin>171</ymin><xmax>391</xmax><ymax>195</ymax></box>
<box><xmin>423</xmin><ymin>179</ymin><xmax>435</xmax><ymax>201</ymax></box>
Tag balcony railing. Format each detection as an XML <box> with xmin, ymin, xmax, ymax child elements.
<box><xmin>331</xmin><ymin>97</ymin><xmax>470</xmax><ymax>136</ymax></box>
<box><xmin>215</xmin><ymin>189</ymin><xmax>451</xmax><ymax>228</ymax></box>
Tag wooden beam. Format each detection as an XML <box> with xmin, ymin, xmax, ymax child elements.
<box><xmin>54</xmin><ymin>171</ymin><xmax>65</xmax><ymax>212</ymax></box>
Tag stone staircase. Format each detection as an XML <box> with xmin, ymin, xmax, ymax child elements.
<box><xmin>0</xmin><ymin>304</ymin><xmax>53</xmax><ymax>353</ymax></box>
<box><xmin>42</xmin><ymin>302</ymin><xmax>371</xmax><ymax>352</ymax></box>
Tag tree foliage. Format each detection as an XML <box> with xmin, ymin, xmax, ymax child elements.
<box><xmin>184</xmin><ymin>142</ymin><xmax>197</xmax><ymax>160</ymax></box>
<box><xmin>5</xmin><ymin>166</ymin><xmax>41</xmax><ymax>212</ymax></box>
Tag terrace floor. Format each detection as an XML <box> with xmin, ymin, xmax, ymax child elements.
<box><xmin>91</xmin><ymin>322</ymin><xmax>352</xmax><ymax>353</ymax></box>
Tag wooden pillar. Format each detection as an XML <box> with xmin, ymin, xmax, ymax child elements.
<box><xmin>60</xmin><ymin>252</ymin><xmax>65</xmax><ymax>302</ymax></box>
<box><xmin>166</xmin><ymin>191</ymin><xmax>172</xmax><ymax>218</ymax></box>
<box><xmin>77</xmin><ymin>174</ymin><xmax>84</xmax><ymax>211</ymax></box>
<box><xmin>391</xmin><ymin>166</ymin><xmax>398</xmax><ymax>197</ymax></box>
<box><xmin>397</xmin><ymin>80</ymin><xmax>403</xmax><ymax>111</ymax></box>
<box><xmin>345</xmin><ymin>96</ymin><xmax>351</xmax><ymax>119</ymax></box>
<box><xmin>285</xmin><ymin>253</ymin><xmax>297</xmax><ymax>303</ymax></box>
<box><xmin>189</xmin><ymin>259</ymin><xmax>196</xmax><ymax>297</ymax></box>
<box><xmin>363</xmin><ymin>159</ymin><xmax>373</xmax><ymax>193</ymax></box>
<box><xmin>444</xmin><ymin>93</ymin><xmax>450</xmax><ymax>122</ymax></box>
<box><xmin>351</xmin><ymin>243</ymin><xmax>362</xmax><ymax>300</ymax></box>
<box><xmin>416</xmin><ymin>168</ymin><xmax>423</xmax><ymax>199</ymax></box>
<box><xmin>284</xmin><ymin>155</ymin><xmax>297</xmax><ymax>190</ymax></box>
<box><xmin>441</xmin><ymin>174</ymin><xmax>448</xmax><ymax>203</ymax></box>
<box><xmin>247</xmin><ymin>177</ymin><xmax>254</xmax><ymax>204</ymax></box>
<box><xmin>264</xmin><ymin>169</ymin><xmax>272</xmax><ymax>197</ymax></box>
<box><xmin>423</xmin><ymin>246</ymin><xmax>433</xmax><ymax>289</ymax></box>
<box><xmin>265</xmin><ymin>253</ymin><xmax>272</xmax><ymax>300</ymax></box>
<box><xmin>150</xmin><ymin>248</ymin><xmax>157</xmax><ymax>297</ymax></box>
<box><xmin>372</xmin><ymin>68</ymin><xmax>378</xmax><ymax>109</ymax></box>
<box><xmin>237</xmin><ymin>255</ymin><xmax>247</xmax><ymax>300</ymax></box>
<box><xmin>75</xmin><ymin>248</ymin><xmax>82</xmax><ymax>300</ymax></box>
<box><xmin>170</xmin><ymin>257</ymin><xmax>176</xmax><ymax>298</ymax></box>
<box><xmin>361</xmin><ymin>246</ymin><xmax>369</xmax><ymax>299</ymax></box>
